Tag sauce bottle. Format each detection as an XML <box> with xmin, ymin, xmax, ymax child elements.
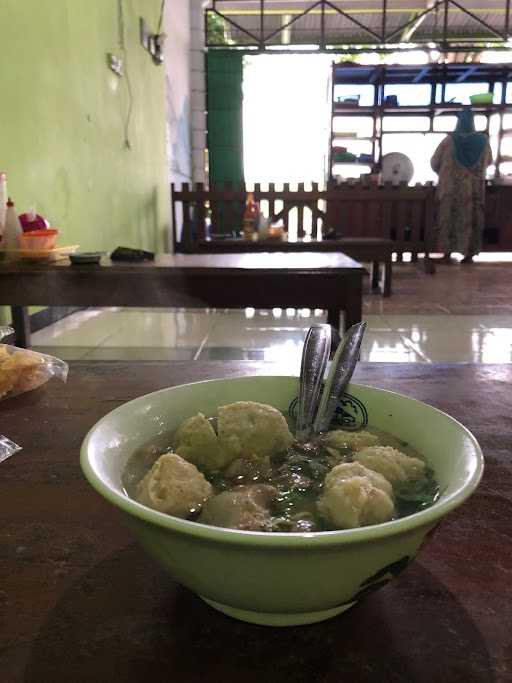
<box><xmin>242</xmin><ymin>192</ymin><xmax>259</xmax><ymax>240</ymax></box>
<box><xmin>3</xmin><ymin>198</ymin><xmax>22</xmax><ymax>257</ymax></box>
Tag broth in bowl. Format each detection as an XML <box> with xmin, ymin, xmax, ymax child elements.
<box><xmin>123</xmin><ymin>400</ymin><xmax>439</xmax><ymax>533</ymax></box>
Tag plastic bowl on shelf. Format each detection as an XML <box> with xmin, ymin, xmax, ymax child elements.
<box><xmin>469</xmin><ymin>93</ymin><xmax>493</xmax><ymax>105</ymax></box>
<box><xmin>18</xmin><ymin>229</ymin><xmax>59</xmax><ymax>251</ymax></box>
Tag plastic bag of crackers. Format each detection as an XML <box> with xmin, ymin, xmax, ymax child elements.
<box><xmin>0</xmin><ymin>327</ymin><xmax>68</xmax><ymax>401</ymax></box>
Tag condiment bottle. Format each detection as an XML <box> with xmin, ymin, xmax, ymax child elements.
<box><xmin>3</xmin><ymin>197</ymin><xmax>22</xmax><ymax>255</ymax></box>
<box><xmin>242</xmin><ymin>192</ymin><xmax>259</xmax><ymax>240</ymax></box>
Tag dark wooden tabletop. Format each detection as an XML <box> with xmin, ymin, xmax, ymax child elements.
<box><xmin>1</xmin><ymin>361</ymin><xmax>511</xmax><ymax>682</ymax></box>
<box><xmin>0</xmin><ymin>251</ymin><xmax>363</xmax><ymax>273</ymax></box>
<box><xmin>1</xmin><ymin>253</ymin><xmax>365</xmax><ymax>345</ymax></box>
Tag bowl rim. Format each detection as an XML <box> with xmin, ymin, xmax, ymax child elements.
<box><xmin>80</xmin><ymin>376</ymin><xmax>484</xmax><ymax>548</ymax></box>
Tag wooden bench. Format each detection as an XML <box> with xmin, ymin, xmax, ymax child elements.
<box><xmin>326</xmin><ymin>182</ymin><xmax>436</xmax><ymax>274</ymax></box>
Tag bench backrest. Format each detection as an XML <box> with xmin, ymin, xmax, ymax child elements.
<box><xmin>325</xmin><ymin>183</ymin><xmax>436</xmax><ymax>258</ymax></box>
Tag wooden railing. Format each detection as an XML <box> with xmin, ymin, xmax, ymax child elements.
<box><xmin>171</xmin><ymin>181</ymin><xmax>436</xmax><ymax>258</ymax></box>
<box><xmin>171</xmin><ymin>181</ymin><xmax>329</xmax><ymax>244</ymax></box>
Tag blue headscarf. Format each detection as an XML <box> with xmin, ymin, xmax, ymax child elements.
<box><xmin>451</xmin><ymin>108</ymin><xmax>488</xmax><ymax>169</ymax></box>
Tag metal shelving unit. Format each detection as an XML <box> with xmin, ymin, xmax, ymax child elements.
<box><xmin>329</xmin><ymin>62</ymin><xmax>512</xmax><ymax>182</ymax></box>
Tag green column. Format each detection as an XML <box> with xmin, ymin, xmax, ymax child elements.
<box><xmin>207</xmin><ymin>50</ymin><xmax>244</xmax><ymax>185</ymax></box>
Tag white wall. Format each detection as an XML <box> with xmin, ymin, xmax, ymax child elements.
<box><xmin>163</xmin><ymin>0</ymin><xmax>192</xmax><ymax>188</ymax></box>
<box><xmin>190</xmin><ymin>0</ymin><xmax>207</xmax><ymax>183</ymax></box>
<box><xmin>162</xmin><ymin>1</ymin><xmax>207</xmax><ymax>245</ymax></box>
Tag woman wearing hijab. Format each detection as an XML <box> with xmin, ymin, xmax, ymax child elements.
<box><xmin>430</xmin><ymin>107</ymin><xmax>492</xmax><ymax>263</ymax></box>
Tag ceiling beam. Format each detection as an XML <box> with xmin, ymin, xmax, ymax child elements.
<box><xmin>214</xmin><ymin>5</ymin><xmax>506</xmax><ymax>16</ymax></box>
<box><xmin>413</xmin><ymin>64</ymin><xmax>431</xmax><ymax>81</ymax></box>
<box><xmin>456</xmin><ymin>64</ymin><xmax>479</xmax><ymax>81</ymax></box>
<box><xmin>281</xmin><ymin>13</ymin><xmax>292</xmax><ymax>42</ymax></box>
<box><xmin>401</xmin><ymin>0</ymin><xmax>436</xmax><ymax>41</ymax></box>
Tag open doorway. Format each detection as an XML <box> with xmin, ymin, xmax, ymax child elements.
<box><xmin>243</xmin><ymin>54</ymin><xmax>332</xmax><ymax>186</ymax></box>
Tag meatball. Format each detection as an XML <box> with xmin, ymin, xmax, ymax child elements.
<box><xmin>325</xmin><ymin>461</ymin><xmax>393</xmax><ymax>497</ymax></box>
<box><xmin>323</xmin><ymin>429</ymin><xmax>379</xmax><ymax>453</ymax></box>
<box><xmin>198</xmin><ymin>484</ymin><xmax>277</xmax><ymax>531</ymax></box>
<box><xmin>217</xmin><ymin>401</ymin><xmax>293</xmax><ymax>463</ymax></box>
<box><xmin>317</xmin><ymin>462</ymin><xmax>395</xmax><ymax>529</ymax></box>
<box><xmin>355</xmin><ymin>445</ymin><xmax>426</xmax><ymax>485</ymax></box>
<box><xmin>136</xmin><ymin>452</ymin><xmax>212</xmax><ymax>517</ymax></box>
<box><xmin>174</xmin><ymin>413</ymin><xmax>229</xmax><ymax>472</ymax></box>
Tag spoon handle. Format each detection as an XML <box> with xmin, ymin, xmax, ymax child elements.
<box><xmin>296</xmin><ymin>323</ymin><xmax>332</xmax><ymax>442</ymax></box>
<box><xmin>313</xmin><ymin>321</ymin><xmax>367</xmax><ymax>435</ymax></box>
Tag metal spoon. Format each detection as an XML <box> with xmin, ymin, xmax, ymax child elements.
<box><xmin>313</xmin><ymin>321</ymin><xmax>367</xmax><ymax>435</ymax></box>
<box><xmin>295</xmin><ymin>323</ymin><xmax>332</xmax><ymax>442</ymax></box>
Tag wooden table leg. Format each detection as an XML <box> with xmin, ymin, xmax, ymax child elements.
<box><xmin>343</xmin><ymin>275</ymin><xmax>363</xmax><ymax>330</ymax></box>
<box><xmin>327</xmin><ymin>308</ymin><xmax>341</xmax><ymax>331</ymax></box>
<box><xmin>10</xmin><ymin>306</ymin><xmax>31</xmax><ymax>348</ymax></box>
<box><xmin>383</xmin><ymin>257</ymin><xmax>392</xmax><ymax>297</ymax></box>
<box><xmin>329</xmin><ymin>326</ymin><xmax>341</xmax><ymax>357</ymax></box>
<box><xmin>371</xmin><ymin>260</ymin><xmax>380</xmax><ymax>291</ymax></box>
<box><xmin>423</xmin><ymin>254</ymin><xmax>436</xmax><ymax>275</ymax></box>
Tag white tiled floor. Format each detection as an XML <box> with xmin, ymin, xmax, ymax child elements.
<box><xmin>29</xmin><ymin>306</ymin><xmax>512</xmax><ymax>364</ymax></box>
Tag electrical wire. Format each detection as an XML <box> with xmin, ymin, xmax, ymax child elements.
<box><xmin>157</xmin><ymin>0</ymin><xmax>166</xmax><ymax>34</ymax></box>
<box><xmin>117</xmin><ymin>0</ymin><xmax>125</xmax><ymax>50</ymax></box>
<box><xmin>118</xmin><ymin>0</ymin><xmax>133</xmax><ymax>149</ymax></box>
<box><xmin>123</xmin><ymin>68</ymin><xmax>134</xmax><ymax>150</ymax></box>
<box><xmin>116</xmin><ymin>0</ymin><xmax>165</xmax><ymax>149</ymax></box>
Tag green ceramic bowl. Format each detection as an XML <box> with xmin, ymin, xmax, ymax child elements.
<box><xmin>80</xmin><ymin>376</ymin><xmax>483</xmax><ymax>627</ymax></box>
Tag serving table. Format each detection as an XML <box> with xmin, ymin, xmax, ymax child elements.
<box><xmin>0</xmin><ymin>253</ymin><xmax>364</xmax><ymax>347</ymax></box>
<box><xmin>176</xmin><ymin>238</ymin><xmax>394</xmax><ymax>297</ymax></box>
<box><xmin>1</xmin><ymin>361</ymin><xmax>510</xmax><ymax>682</ymax></box>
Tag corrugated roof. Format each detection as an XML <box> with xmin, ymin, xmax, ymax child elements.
<box><xmin>208</xmin><ymin>1</ymin><xmax>510</xmax><ymax>46</ymax></box>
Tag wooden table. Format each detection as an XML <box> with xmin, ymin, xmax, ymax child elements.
<box><xmin>1</xmin><ymin>361</ymin><xmax>511</xmax><ymax>682</ymax></box>
<box><xmin>176</xmin><ymin>237</ymin><xmax>394</xmax><ymax>297</ymax></box>
<box><xmin>0</xmin><ymin>253</ymin><xmax>364</xmax><ymax>346</ymax></box>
